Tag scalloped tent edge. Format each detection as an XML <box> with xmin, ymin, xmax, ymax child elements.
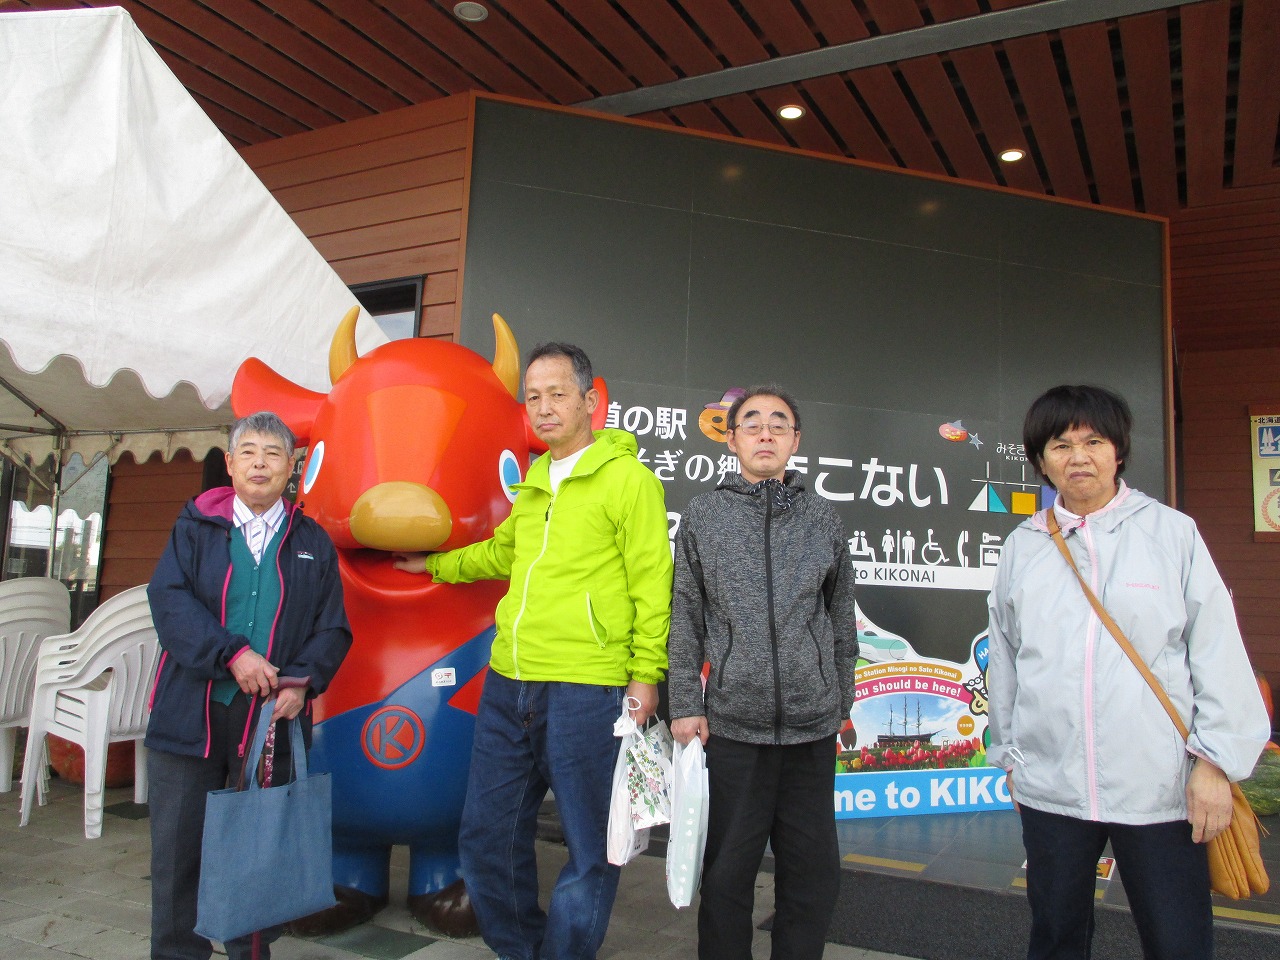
<box><xmin>0</xmin><ymin>7</ymin><xmax>385</xmax><ymax>568</ymax></box>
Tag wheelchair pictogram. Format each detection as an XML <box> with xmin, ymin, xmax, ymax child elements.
<box><xmin>361</xmin><ymin>705</ymin><xmax>425</xmax><ymax>770</ymax></box>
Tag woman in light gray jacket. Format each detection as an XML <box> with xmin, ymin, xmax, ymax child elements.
<box><xmin>987</xmin><ymin>384</ymin><xmax>1269</xmax><ymax>960</ymax></box>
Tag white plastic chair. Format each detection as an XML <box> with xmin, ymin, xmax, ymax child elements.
<box><xmin>19</xmin><ymin>585</ymin><xmax>160</xmax><ymax>838</ymax></box>
<box><xmin>0</xmin><ymin>578</ymin><xmax>72</xmax><ymax>792</ymax></box>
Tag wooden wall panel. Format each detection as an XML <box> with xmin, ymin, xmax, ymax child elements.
<box><xmin>98</xmin><ymin>452</ymin><xmax>204</xmax><ymax>600</ymax></box>
<box><xmin>1177</xmin><ymin>347</ymin><xmax>1280</xmax><ymax>700</ymax></box>
<box><xmin>240</xmin><ymin>94</ymin><xmax>473</xmax><ymax>340</ymax></box>
<box><xmin>1170</xmin><ymin>190</ymin><xmax>1280</xmax><ymax>354</ymax></box>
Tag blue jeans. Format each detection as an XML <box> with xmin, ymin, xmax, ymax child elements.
<box><xmin>459</xmin><ymin>673</ymin><xmax>625</xmax><ymax>960</ymax></box>
<box><xmin>1020</xmin><ymin>804</ymin><xmax>1213</xmax><ymax>960</ymax></box>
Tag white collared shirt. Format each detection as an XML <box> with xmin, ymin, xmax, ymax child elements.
<box><xmin>232</xmin><ymin>497</ymin><xmax>286</xmax><ymax>564</ymax></box>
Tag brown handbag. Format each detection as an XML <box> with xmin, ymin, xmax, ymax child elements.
<box><xmin>1046</xmin><ymin>510</ymin><xmax>1270</xmax><ymax>899</ymax></box>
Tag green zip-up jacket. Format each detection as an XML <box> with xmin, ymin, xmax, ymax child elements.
<box><xmin>425</xmin><ymin>429</ymin><xmax>673</xmax><ymax>685</ymax></box>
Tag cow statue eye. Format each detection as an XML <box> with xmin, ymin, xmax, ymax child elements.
<box><xmin>498</xmin><ymin>449</ymin><xmax>521</xmax><ymax>503</ymax></box>
<box><xmin>302</xmin><ymin>441</ymin><xmax>325</xmax><ymax>494</ymax></box>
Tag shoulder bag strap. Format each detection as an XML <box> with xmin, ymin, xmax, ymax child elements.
<box><xmin>1045</xmin><ymin>509</ymin><xmax>1191</xmax><ymax>743</ymax></box>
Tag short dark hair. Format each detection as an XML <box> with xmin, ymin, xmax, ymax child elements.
<box><xmin>1023</xmin><ymin>385</ymin><xmax>1132</xmax><ymax>486</ymax></box>
<box><xmin>526</xmin><ymin>342</ymin><xmax>593</xmax><ymax>395</ymax></box>
<box><xmin>229</xmin><ymin>411</ymin><xmax>296</xmax><ymax>458</ymax></box>
<box><xmin>727</xmin><ymin>384</ymin><xmax>802</xmax><ymax>432</ymax></box>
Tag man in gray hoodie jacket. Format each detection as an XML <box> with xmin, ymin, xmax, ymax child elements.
<box><xmin>669</xmin><ymin>385</ymin><xmax>858</xmax><ymax>960</ymax></box>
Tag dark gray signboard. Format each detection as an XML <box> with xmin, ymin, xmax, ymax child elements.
<box><xmin>459</xmin><ymin>99</ymin><xmax>1166</xmax><ymax>816</ymax></box>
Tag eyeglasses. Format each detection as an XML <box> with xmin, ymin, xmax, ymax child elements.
<box><xmin>732</xmin><ymin>420</ymin><xmax>795</xmax><ymax>436</ymax></box>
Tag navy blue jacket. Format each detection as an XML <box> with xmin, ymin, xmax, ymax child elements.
<box><xmin>145</xmin><ymin>487</ymin><xmax>352</xmax><ymax>758</ymax></box>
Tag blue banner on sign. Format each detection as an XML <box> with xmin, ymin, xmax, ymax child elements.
<box><xmin>833</xmin><ymin>767</ymin><xmax>1014</xmax><ymax>818</ymax></box>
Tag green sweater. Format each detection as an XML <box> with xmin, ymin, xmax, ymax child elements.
<box><xmin>426</xmin><ymin>429</ymin><xmax>673</xmax><ymax>685</ymax></box>
<box><xmin>212</xmin><ymin>525</ymin><xmax>283</xmax><ymax>705</ymax></box>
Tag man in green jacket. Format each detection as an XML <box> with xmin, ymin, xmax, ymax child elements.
<box><xmin>395</xmin><ymin>342</ymin><xmax>672</xmax><ymax>960</ymax></box>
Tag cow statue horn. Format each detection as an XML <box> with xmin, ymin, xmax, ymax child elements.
<box><xmin>491</xmin><ymin>313</ymin><xmax>519</xmax><ymax>400</ymax></box>
<box><xmin>329</xmin><ymin>305</ymin><xmax>362</xmax><ymax>384</ymax></box>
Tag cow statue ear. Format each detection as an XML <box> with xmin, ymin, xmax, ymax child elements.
<box><xmin>231</xmin><ymin>358</ymin><xmax>325</xmax><ymax>445</ymax></box>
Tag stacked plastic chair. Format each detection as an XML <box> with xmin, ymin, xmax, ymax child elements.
<box><xmin>0</xmin><ymin>578</ymin><xmax>72</xmax><ymax>793</ymax></box>
<box><xmin>20</xmin><ymin>584</ymin><xmax>160</xmax><ymax>839</ymax></box>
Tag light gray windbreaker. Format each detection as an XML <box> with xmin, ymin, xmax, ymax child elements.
<box><xmin>987</xmin><ymin>483</ymin><xmax>1269</xmax><ymax>824</ymax></box>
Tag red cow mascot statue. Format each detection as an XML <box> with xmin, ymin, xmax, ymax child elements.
<box><xmin>231</xmin><ymin>308</ymin><xmax>605</xmax><ymax>935</ymax></box>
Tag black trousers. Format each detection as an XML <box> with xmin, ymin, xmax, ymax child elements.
<box><xmin>1020</xmin><ymin>804</ymin><xmax>1213</xmax><ymax>960</ymax></box>
<box><xmin>698</xmin><ymin>734</ymin><xmax>840</xmax><ymax>960</ymax></box>
<box><xmin>149</xmin><ymin>694</ymin><xmax>291</xmax><ymax>960</ymax></box>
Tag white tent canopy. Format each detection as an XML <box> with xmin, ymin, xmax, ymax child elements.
<box><xmin>0</xmin><ymin>6</ymin><xmax>385</xmax><ymax>472</ymax></box>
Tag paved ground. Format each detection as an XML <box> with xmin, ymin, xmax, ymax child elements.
<box><xmin>0</xmin><ymin>776</ymin><xmax>919</xmax><ymax>960</ymax></box>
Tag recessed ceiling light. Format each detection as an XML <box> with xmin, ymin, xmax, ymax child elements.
<box><xmin>454</xmin><ymin>2</ymin><xmax>489</xmax><ymax>23</ymax></box>
<box><xmin>777</xmin><ymin>104</ymin><xmax>805</xmax><ymax>120</ymax></box>
<box><xmin>999</xmin><ymin>148</ymin><xmax>1026</xmax><ymax>163</ymax></box>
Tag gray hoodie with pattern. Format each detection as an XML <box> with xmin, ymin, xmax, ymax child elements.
<box><xmin>668</xmin><ymin>470</ymin><xmax>858</xmax><ymax>745</ymax></box>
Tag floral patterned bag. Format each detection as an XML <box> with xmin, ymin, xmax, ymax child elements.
<box><xmin>627</xmin><ymin>720</ymin><xmax>674</xmax><ymax>829</ymax></box>
<box><xmin>607</xmin><ymin>700</ymin><xmax>649</xmax><ymax>865</ymax></box>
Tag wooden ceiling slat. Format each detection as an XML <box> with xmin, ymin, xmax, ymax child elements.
<box><xmin>997</xmin><ymin>30</ymin><xmax>1093</xmax><ymax>203</ymax></box>
<box><xmin>189</xmin><ymin>1</ymin><xmax>407</xmax><ymax>113</ymax></box>
<box><xmin>930</xmin><ymin>0</ymin><xmax>1044</xmax><ymax>193</ymax></box>
<box><xmin>153</xmin><ymin>48</ymin><xmax>308</xmax><ymax>139</ymax></box>
<box><xmin>1117</xmin><ymin>12</ymin><xmax>1179</xmax><ymax>216</ymax></box>
<box><xmin>500</xmin><ymin>0</ymin><xmax>634</xmax><ymax>97</ymax></box>
<box><xmin>681</xmin><ymin>0</ymin><xmax>771</xmax><ymax>68</ymax></box>
<box><xmin>688</xmin><ymin>3</ymin><xmax>841</xmax><ymax>154</ymax></box>
<box><xmin>801</xmin><ymin>6</ymin><xmax>947</xmax><ymax>175</ymax></box>
<box><xmin>663</xmin><ymin>103</ymin><xmax>734</xmax><ymax>138</ymax></box>
<box><xmin>122</xmin><ymin>3</ymin><xmax>335</xmax><ymax>131</ymax></box>
<box><xmin>861</xmin><ymin>0</ymin><xmax>995</xmax><ymax>184</ymax></box>
<box><xmin>431</xmin><ymin>10</ymin><xmax>592</xmax><ymax>103</ymax></box>
<box><xmin>801</xmin><ymin>75</ymin><xmax>896</xmax><ymax>167</ymax></box>
<box><xmin>253</xmin><ymin>1</ymin><xmax>436</xmax><ymax>105</ymax></box>
<box><xmin>189</xmin><ymin>92</ymin><xmax>263</xmax><ymax>148</ymax></box>
<box><xmin>843</xmin><ymin>67</ymin><xmax>949</xmax><ymax>175</ymax></box>
<box><xmin>755</xmin><ymin>85</ymin><xmax>845</xmax><ymax>155</ymax></box>
<box><xmin>670</xmin><ymin>1</ymin><xmax>794</xmax><ymax>147</ymax></box>
<box><xmin>707</xmin><ymin>93</ymin><xmax>786</xmax><ymax>145</ymax></box>
<box><xmin>738</xmin><ymin>0</ymin><xmax>819</xmax><ymax>53</ymax></box>
<box><xmin>1058</xmin><ymin>22</ymin><xmax>1135</xmax><ymax>210</ymax></box>
<box><xmin>1232</xmin><ymin>0</ymin><xmax>1280</xmax><ymax>185</ymax></box>
<box><xmin>558</xmin><ymin>0</ymin><xmax>679</xmax><ymax>87</ymax></box>
<box><xmin>622</xmin><ymin>1</ymin><xmax>724</xmax><ymax>77</ymax></box>
<box><xmin>1179</xmin><ymin>0</ymin><xmax>1231</xmax><ymax>207</ymax></box>
<box><xmin>143</xmin><ymin>0</ymin><xmax>374</xmax><ymax>122</ymax></box>
<box><xmin>311</xmin><ymin>1</ymin><xmax>477</xmax><ymax>95</ymax></box>
<box><xmin>376</xmin><ymin>1</ymin><xmax>555</xmax><ymax>102</ymax></box>
<box><xmin>738</xmin><ymin>0</ymin><xmax>893</xmax><ymax>164</ymax></box>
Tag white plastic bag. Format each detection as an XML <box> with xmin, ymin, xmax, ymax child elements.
<box><xmin>627</xmin><ymin>720</ymin><xmax>675</xmax><ymax>829</ymax></box>
<box><xmin>607</xmin><ymin>699</ymin><xmax>650</xmax><ymax>865</ymax></box>
<box><xmin>665</xmin><ymin>737</ymin><xmax>709</xmax><ymax>907</ymax></box>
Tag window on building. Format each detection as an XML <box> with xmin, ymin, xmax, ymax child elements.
<box><xmin>352</xmin><ymin>277</ymin><xmax>423</xmax><ymax>341</ymax></box>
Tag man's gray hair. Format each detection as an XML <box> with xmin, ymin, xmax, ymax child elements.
<box><xmin>526</xmin><ymin>342</ymin><xmax>594</xmax><ymax>395</ymax></box>
<box><xmin>229</xmin><ymin>411</ymin><xmax>296</xmax><ymax>458</ymax></box>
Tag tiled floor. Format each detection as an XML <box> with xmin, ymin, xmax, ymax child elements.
<box><xmin>0</xmin><ymin>776</ymin><xmax>917</xmax><ymax>960</ymax></box>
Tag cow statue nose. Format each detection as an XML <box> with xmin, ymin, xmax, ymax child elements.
<box><xmin>349</xmin><ymin>482</ymin><xmax>453</xmax><ymax>551</ymax></box>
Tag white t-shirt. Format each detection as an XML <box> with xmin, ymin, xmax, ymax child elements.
<box><xmin>549</xmin><ymin>444</ymin><xmax>592</xmax><ymax>493</ymax></box>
